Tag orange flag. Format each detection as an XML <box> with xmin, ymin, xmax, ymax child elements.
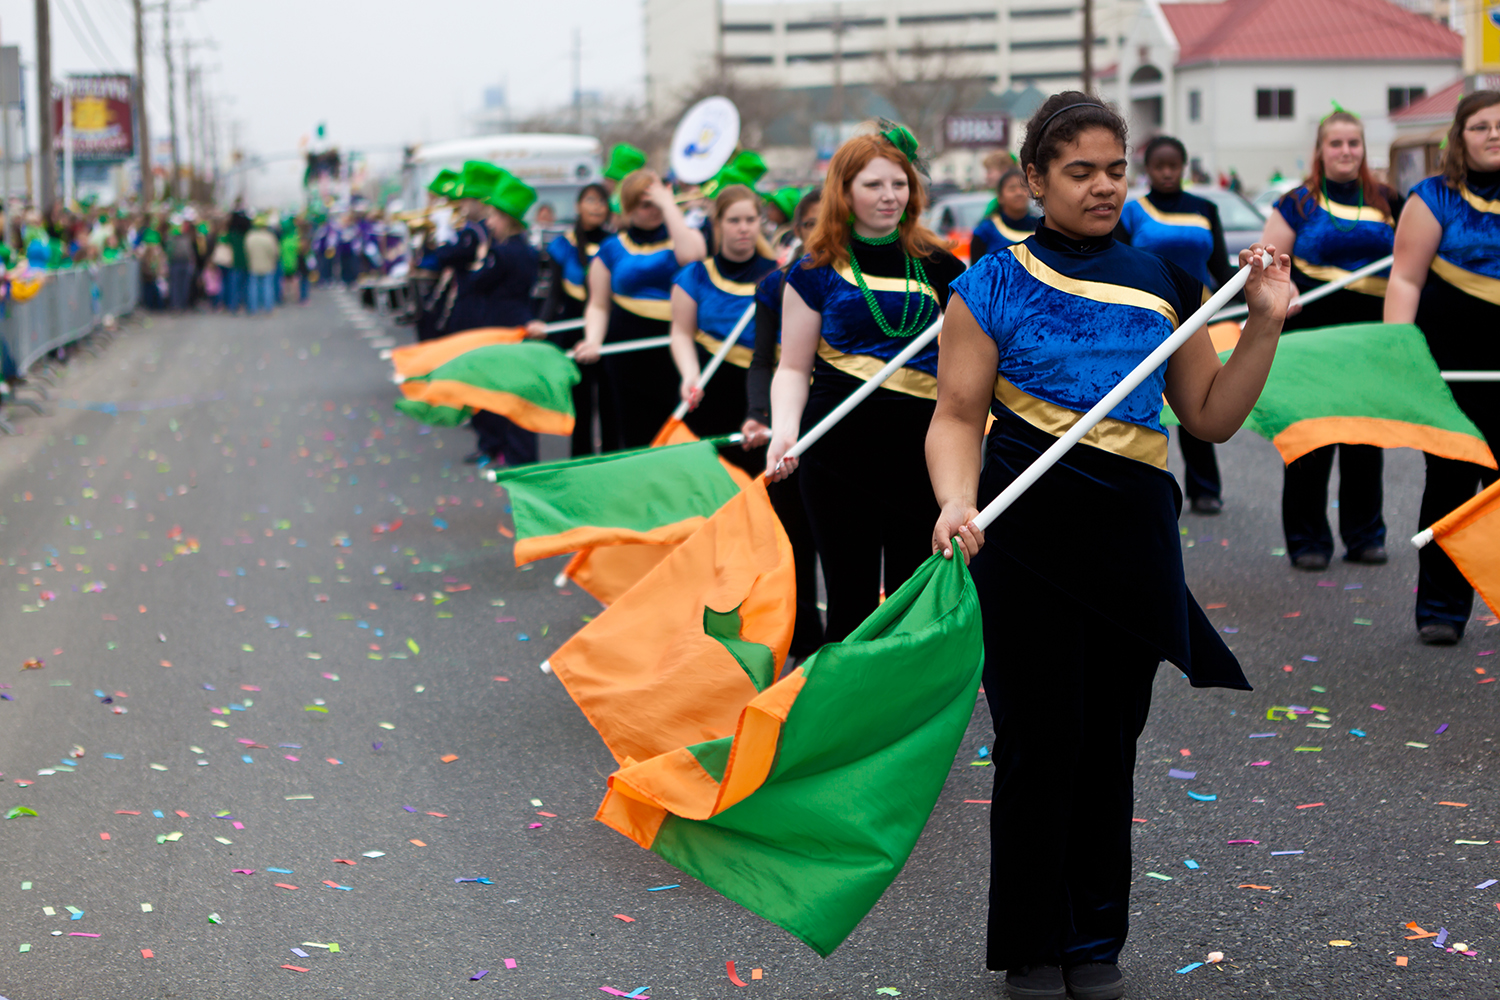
<box><xmin>564</xmin><ymin>417</ymin><xmax>751</xmax><ymax>605</ymax></box>
<box><xmin>1426</xmin><ymin>479</ymin><xmax>1500</xmax><ymax>616</ymax></box>
<box><xmin>547</xmin><ymin>476</ymin><xmax>795</xmax><ymax>776</ymax></box>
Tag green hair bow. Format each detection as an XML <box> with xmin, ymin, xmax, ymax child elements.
<box><xmin>882</xmin><ymin>124</ymin><xmax>920</xmax><ymax>162</ymax></box>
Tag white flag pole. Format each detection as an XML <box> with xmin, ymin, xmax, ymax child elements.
<box><xmin>569</xmin><ymin>335</ymin><xmax>674</xmax><ymax>358</ymax></box>
<box><xmin>670</xmin><ymin>302</ymin><xmax>757</xmax><ymax>422</ymax></box>
<box><xmin>971</xmin><ymin>254</ymin><xmax>1270</xmax><ymax>533</ymax></box>
<box><xmin>543</xmin><ymin>317</ymin><xmax>586</xmax><ymax>334</ymax></box>
<box><xmin>1441</xmin><ymin>372</ymin><xmax>1500</xmax><ymax>382</ymax></box>
<box><xmin>1210</xmin><ymin>254</ymin><xmax>1393</xmax><ymax>324</ymax></box>
<box><xmin>774</xmin><ymin>317</ymin><xmax>944</xmax><ymax>471</ymax></box>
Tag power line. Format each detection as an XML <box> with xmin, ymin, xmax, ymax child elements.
<box><xmin>54</xmin><ymin>0</ymin><xmax>110</xmax><ymax>71</ymax></box>
<box><xmin>72</xmin><ymin>0</ymin><xmax>128</xmax><ymax>67</ymax></box>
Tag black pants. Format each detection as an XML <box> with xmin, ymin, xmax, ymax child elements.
<box><xmin>1282</xmin><ymin>445</ymin><xmax>1386</xmax><ymax>560</ymax></box>
<box><xmin>548</xmin><ymin>326</ymin><xmax>599</xmax><ymax>457</ymax></box>
<box><xmin>796</xmin><ymin>377</ymin><xmax>938</xmax><ymax>643</ymax></box>
<box><xmin>972</xmin><ymin>545</ymin><xmax>1158</xmax><ymax>971</ymax></box>
<box><xmin>1177</xmin><ymin>429</ymin><xmax>1220</xmax><ymax>500</ymax></box>
<box><xmin>471</xmin><ymin>410</ymin><xmax>538</xmax><ymax>465</ymax></box>
<box><xmin>1417</xmin><ymin>382</ymin><xmax>1500</xmax><ymax>634</ymax></box>
<box><xmin>768</xmin><ymin>470</ymin><xmax>825</xmax><ymax>658</ymax></box>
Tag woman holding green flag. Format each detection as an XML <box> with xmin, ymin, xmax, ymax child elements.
<box><xmin>927</xmin><ymin>92</ymin><xmax>1291</xmax><ymax>1000</ymax></box>
<box><xmin>1262</xmin><ymin>109</ymin><xmax>1402</xmax><ymax>571</ymax></box>
<box><xmin>766</xmin><ymin>123</ymin><xmax>966</xmax><ymax>643</ymax></box>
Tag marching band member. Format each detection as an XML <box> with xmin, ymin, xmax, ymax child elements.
<box><xmin>969</xmin><ymin>166</ymin><xmax>1041</xmax><ymax>262</ymax></box>
<box><xmin>669</xmin><ymin>183</ymin><xmax>778</xmax><ymax>470</ymax></box>
<box><xmin>1116</xmin><ymin>135</ymin><xmax>1236</xmax><ymax>516</ymax></box>
<box><xmin>765</xmin><ymin>124</ymin><xmax>966</xmax><ymax>643</ymax></box>
<box><xmin>575</xmin><ymin>169</ymin><xmax>707</xmax><ymax>450</ymax></box>
<box><xmin>541</xmin><ymin>183</ymin><xmax>613</xmax><ymax>455</ymax></box>
<box><xmin>1386</xmin><ymin>90</ymin><xmax>1500</xmax><ymax>646</ymax></box>
<box><xmin>1262</xmin><ymin>111</ymin><xmax>1402</xmax><ymax>569</ymax></box>
<box><xmin>431</xmin><ymin>161</ymin><xmax>502</xmax><ymax>340</ymax></box>
<box><xmin>927</xmin><ymin>93</ymin><xmax>1290</xmax><ymax>1000</ymax></box>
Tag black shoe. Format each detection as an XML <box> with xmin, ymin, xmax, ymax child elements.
<box><xmin>1419</xmin><ymin>623</ymin><xmax>1461</xmax><ymax>646</ymax></box>
<box><xmin>1189</xmin><ymin>496</ymin><xmax>1223</xmax><ymax>514</ymax></box>
<box><xmin>1345</xmin><ymin>545</ymin><xmax>1388</xmax><ymax>565</ymax></box>
<box><xmin>1005</xmin><ymin>965</ymin><xmax>1066</xmax><ymax>999</ymax></box>
<box><xmin>1063</xmin><ymin>962</ymin><xmax>1125</xmax><ymax>1000</ymax></box>
<box><xmin>1292</xmin><ymin>553</ymin><xmax>1330</xmax><ymax>571</ymax></box>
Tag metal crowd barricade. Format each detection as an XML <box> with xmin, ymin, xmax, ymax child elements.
<box><xmin>1</xmin><ymin>257</ymin><xmax>141</xmax><ymax>376</ymax></box>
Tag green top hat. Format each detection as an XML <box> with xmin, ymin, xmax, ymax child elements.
<box><xmin>457</xmin><ymin>160</ymin><xmax>504</xmax><ymax>201</ymax></box>
<box><xmin>428</xmin><ymin>168</ymin><xmax>460</xmax><ymax>197</ymax></box>
<box><xmin>767</xmin><ymin>186</ymin><xmax>802</xmax><ymax>221</ymax></box>
<box><xmin>725</xmin><ymin>149</ymin><xmax>767</xmax><ymax>185</ymax></box>
<box><xmin>603</xmin><ymin>143</ymin><xmax>647</xmax><ymax>181</ymax></box>
<box><xmin>486</xmin><ymin>173</ymin><xmax>538</xmax><ymax>222</ymax></box>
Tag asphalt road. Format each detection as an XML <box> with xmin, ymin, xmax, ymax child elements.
<box><xmin>0</xmin><ymin>287</ymin><xmax>1495</xmax><ymax>1000</ymax></box>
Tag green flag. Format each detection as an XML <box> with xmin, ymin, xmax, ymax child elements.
<box><xmin>492</xmin><ymin>438</ymin><xmax>747</xmax><ymax>566</ymax></box>
<box><xmin>1165</xmin><ymin>323</ymin><xmax>1494</xmax><ymax>468</ymax></box>
<box><xmin>395</xmin><ymin>340</ymin><xmax>580</xmax><ymax>436</ymax></box>
<box><xmin>595</xmin><ymin>551</ymin><xmax>984</xmax><ymax>957</ymax></box>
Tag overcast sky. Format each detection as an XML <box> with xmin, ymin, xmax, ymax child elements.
<box><xmin>4</xmin><ymin>0</ymin><xmax>654</xmax><ymax>161</ymax></box>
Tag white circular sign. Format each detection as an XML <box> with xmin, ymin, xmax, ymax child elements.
<box><xmin>670</xmin><ymin>96</ymin><xmax>742</xmax><ymax>184</ymax></box>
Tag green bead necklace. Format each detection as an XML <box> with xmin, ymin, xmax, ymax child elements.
<box><xmin>847</xmin><ymin>229</ymin><xmax>937</xmax><ymax>338</ymax></box>
<box><xmin>1321</xmin><ymin>178</ymin><xmax>1363</xmax><ymax>234</ymax></box>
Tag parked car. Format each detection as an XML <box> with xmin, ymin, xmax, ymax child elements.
<box><xmin>1188</xmin><ymin>186</ymin><xmax>1269</xmax><ymax>268</ymax></box>
<box><xmin>1251</xmin><ymin>178</ymin><xmax>1300</xmax><ymax>219</ymax></box>
<box><xmin>926</xmin><ymin>192</ymin><xmax>997</xmax><ymax>263</ymax></box>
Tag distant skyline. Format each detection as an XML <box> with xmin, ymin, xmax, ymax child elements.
<box><xmin>4</xmin><ymin>0</ymin><xmax>649</xmax><ymax>167</ymax></box>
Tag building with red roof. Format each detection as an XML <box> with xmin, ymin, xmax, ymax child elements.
<box><xmin>1112</xmin><ymin>0</ymin><xmax>1461</xmax><ymax>192</ymax></box>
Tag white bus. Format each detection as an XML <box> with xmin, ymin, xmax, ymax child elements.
<box><xmin>402</xmin><ymin>134</ymin><xmax>602</xmax><ymax>226</ymax></box>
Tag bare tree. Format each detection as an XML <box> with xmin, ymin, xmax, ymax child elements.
<box><xmin>871</xmin><ymin>40</ymin><xmax>993</xmax><ymax>154</ymax></box>
<box><xmin>671</xmin><ymin>66</ymin><xmax>808</xmax><ymax>152</ymax></box>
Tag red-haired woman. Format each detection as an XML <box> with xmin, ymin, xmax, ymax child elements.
<box><xmin>1386</xmin><ymin>90</ymin><xmax>1500</xmax><ymax>646</ymax></box>
<box><xmin>1261</xmin><ymin>110</ymin><xmax>1402</xmax><ymax>571</ymax></box>
<box><xmin>766</xmin><ymin>124</ymin><xmax>966</xmax><ymax>642</ymax></box>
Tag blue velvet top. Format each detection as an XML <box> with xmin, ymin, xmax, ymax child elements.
<box><xmin>1116</xmin><ymin>190</ymin><xmax>1229</xmax><ymax>289</ymax></box>
<box><xmin>595</xmin><ymin>224</ymin><xmax>678</xmax><ymax>320</ymax></box>
<box><xmin>950</xmin><ymin>225</ymin><xmax>1202</xmax><ymax>468</ymax></box>
<box><xmin>674</xmin><ymin>253</ymin><xmax>777</xmax><ymax>364</ymax></box>
<box><xmin>546</xmin><ymin>230</ymin><xmax>603</xmax><ymax>303</ymax></box>
<box><xmin>970</xmin><ymin>211</ymin><xmax>1041</xmax><ymax>262</ymax></box>
<box><xmin>1411</xmin><ymin>171</ymin><xmax>1500</xmax><ymax>304</ymax></box>
<box><xmin>1276</xmin><ymin>180</ymin><xmax>1401</xmax><ymax>297</ymax></box>
<box><xmin>785</xmin><ymin>239</ymin><xmax>965</xmax><ymax>397</ymax></box>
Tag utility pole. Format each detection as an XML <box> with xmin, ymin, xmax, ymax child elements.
<box><xmin>161</xmin><ymin>3</ymin><xmax>181</xmax><ymax>201</ymax></box>
<box><xmin>571</xmin><ymin>28</ymin><xmax>582</xmax><ymax>133</ymax></box>
<box><xmin>134</xmin><ymin>0</ymin><xmax>152</xmax><ymax>204</ymax></box>
<box><xmin>35</xmin><ymin>0</ymin><xmax>54</xmax><ymax>214</ymax></box>
<box><xmin>184</xmin><ymin>64</ymin><xmax>196</xmax><ymax>197</ymax></box>
<box><xmin>831</xmin><ymin>2</ymin><xmax>845</xmax><ymax>132</ymax></box>
<box><xmin>1082</xmin><ymin>0</ymin><xmax>1095</xmax><ymax>95</ymax></box>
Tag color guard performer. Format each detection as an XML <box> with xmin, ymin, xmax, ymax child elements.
<box><xmin>1386</xmin><ymin>90</ymin><xmax>1500</xmax><ymax>645</ymax></box>
<box><xmin>575</xmin><ymin>169</ymin><xmax>707</xmax><ymax>450</ymax></box>
<box><xmin>765</xmin><ymin>124</ymin><xmax>966</xmax><ymax>642</ymax></box>
<box><xmin>969</xmin><ymin>166</ymin><xmax>1041</xmax><ymax>262</ymax></box>
<box><xmin>1262</xmin><ymin>111</ymin><xmax>1402</xmax><ymax>569</ymax></box>
<box><xmin>926</xmin><ymin>93</ymin><xmax>1290</xmax><ymax>1000</ymax></box>
<box><xmin>541</xmin><ymin>183</ymin><xmax>613</xmax><ymax>455</ymax></box>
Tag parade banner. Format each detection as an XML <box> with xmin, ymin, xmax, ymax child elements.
<box><xmin>547</xmin><ymin>479</ymin><xmax>983</xmax><ymax>957</ymax></box>
<box><xmin>1162</xmin><ymin>323</ymin><xmax>1495</xmax><ymax>468</ymax></box>
<box><xmin>394</xmin><ymin>340</ymin><xmax>579</xmax><ymax>436</ymax></box>
<box><xmin>1414</xmin><ymin>480</ymin><xmax>1500</xmax><ymax>614</ymax></box>
<box><xmin>493</xmin><ymin>438</ymin><xmax>747</xmax><ymax>567</ymax></box>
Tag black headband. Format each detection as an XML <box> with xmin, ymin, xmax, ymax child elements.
<box><xmin>1037</xmin><ymin>102</ymin><xmax>1105</xmax><ymax>138</ymax></box>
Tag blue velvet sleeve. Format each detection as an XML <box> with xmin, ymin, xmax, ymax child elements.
<box><xmin>947</xmin><ymin>252</ymin><xmax>1010</xmax><ymax>353</ymax></box>
<box><xmin>1275</xmin><ymin>188</ymin><xmax>1311</xmax><ymax>234</ymax></box>
<box><xmin>783</xmin><ymin>256</ymin><xmax>829</xmax><ymax>311</ymax></box>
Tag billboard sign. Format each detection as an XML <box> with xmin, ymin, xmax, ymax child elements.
<box><xmin>53</xmin><ymin>75</ymin><xmax>135</xmax><ymax>161</ymax></box>
<box><xmin>944</xmin><ymin>113</ymin><xmax>1009</xmax><ymax>149</ymax></box>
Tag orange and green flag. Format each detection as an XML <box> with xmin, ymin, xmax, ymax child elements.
<box><xmin>548</xmin><ymin>482</ymin><xmax>984</xmax><ymax>956</ymax></box>
<box><xmin>558</xmin><ymin>418</ymin><xmax>751</xmax><ymax>605</ymax></box>
<box><xmin>492</xmin><ymin>437</ymin><xmax>749</xmax><ymax>567</ymax></box>
<box><xmin>1165</xmin><ymin>323</ymin><xmax>1495</xmax><ymax>467</ymax></box>
<box><xmin>1423</xmin><ymin>480</ymin><xmax>1500</xmax><ymax>615</ymax></box>
<box><xmin>389</xmin><ymin>326</ymin><xmax>526</xmax><ymax>381</ymax></box>
<box><xmin>394</xmin><ymin>340</ymin><xmax>580</xmax><ymax>437</ymax></box>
